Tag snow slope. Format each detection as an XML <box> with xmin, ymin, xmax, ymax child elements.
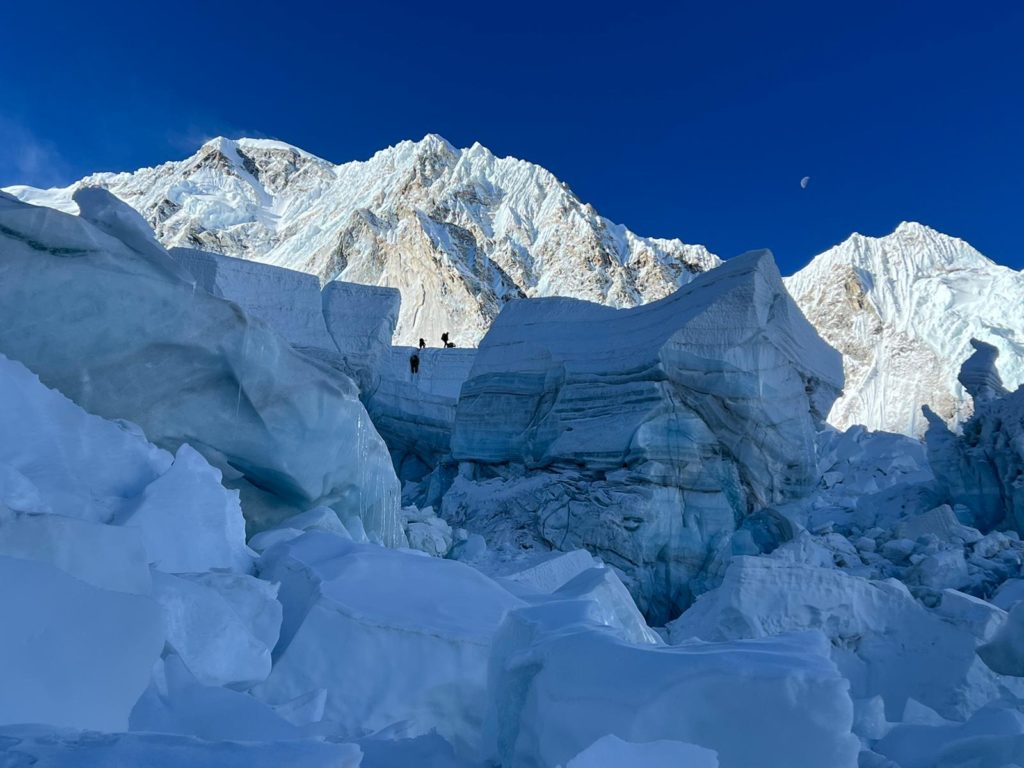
<box><xmin>6</xmin><ymin>135</ymin><xmax>720</xmax><ymax>346</ymax></box>
<box><xmin>786</xmin><ymin>222</ymin><xmax>1024</xmax><ymax>436</ymax></box>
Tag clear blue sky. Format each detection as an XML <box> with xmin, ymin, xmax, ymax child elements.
<box><xmin>1</xmin><ymin>1</ymin><xmax>1021</xmax><ymax>273</ymax></box>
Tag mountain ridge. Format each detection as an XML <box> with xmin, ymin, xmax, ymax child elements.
<box><xmin>6</xmin><ymin>134</ymin><xmax>721</xmax><ymax>346</ymax></box>
<box><xmin>7</xmin><ymin>137</ymin><xmax>1023</xmax><ymax>438</ymax></box>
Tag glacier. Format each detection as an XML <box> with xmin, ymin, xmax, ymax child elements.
<box><xmin>0</xmin><ymin>188</ymin><xmax>401</xmax><ymax>541</ymax></box>
<box><xmin>10</xmin><ymin>138</ymin><xmax>1024</xmax><ymax>443</ymax></box>
<box><xmin>9</xmin><ymin>139</ymin><xmax>1024</xmax><ymax>441</ymax></box>
<box><xmin>5</xmin><ymin>154</ymin><xmax>1024</xmax><ymax>768</ymax></box>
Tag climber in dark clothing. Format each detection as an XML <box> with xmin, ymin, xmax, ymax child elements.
<box><xmin>418</xmin><ymin>338</ymin><xmax>426</xmax><ymax>349</ymax></box>
<box><xmin>410</xmin><ymin>353</ymin><xmax>420</xmax><ymax>375</ymax></box>
<box><xmin>440</xmin><ymin>331</ymin><xmax>449</xmax><ymax>346</ymax></box>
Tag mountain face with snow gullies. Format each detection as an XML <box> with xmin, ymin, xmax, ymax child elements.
<box><xmin>785</xmin><ymin>222</ymin><xmax>1024</xmax><ymax>436</ymax></box>
<box><xmin>6</xmin><ymin>135</ymin><xmax>720</xmax><ymax>346</ymax></box>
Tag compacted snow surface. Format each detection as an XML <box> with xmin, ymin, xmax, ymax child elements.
<box><xmin>2</xmin><ymin>166</ymin><xmax>1024</xmax><ymax>768</ymax></box>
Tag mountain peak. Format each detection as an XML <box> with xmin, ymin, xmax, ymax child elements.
<box><xmin>417</xmin><ymin>133</ymin><xmax>456</xmax><ymax>153</ymax></box>
<box><xmin>200</xmin><ymin>136</ymin><xmax>236</xmax><ymax>155</ymax></box>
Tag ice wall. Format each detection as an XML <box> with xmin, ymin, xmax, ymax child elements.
<box><xmin>367</xmin><ymin>346</ymin><xmax>477</xmax><ymax>480</ymax></box>
<box><xmin>444</xmin><ymin>250</ymin><xmax>843</xmax><ymax>620</ymax></box>
<box><xmin>0</xmin><ymin>190</ymin><xmax>401</xmax><ymax>542</ymax></box>
<box><xmin>926</xmin><ymin>340</ymin><xmax>1024</xmax><ymax>534</ymax></box>
<box><xmin>169</xmin><ymin>246</ymin><xmax>335</xmax><ymax>350</ymax></box>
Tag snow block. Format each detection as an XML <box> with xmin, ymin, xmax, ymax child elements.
<box><xmin>152</xmin><ymin>571</ymin><xmax>279</xmax><ymax>689</ymax></box>
<box><xmin>485</xmin><ymin>605</ymin><xmax>858</xmax><ymax>768</ymax></box>
<box><xmin>116</xmin><ymin>444</ymin><xmax>252</xmax><ymax>574</ymax></box>
<box><xmin>668</xmin><ymin>556</ymin><xmax>1016</xmax><ymax>721</ymax></box>
<box><xmin>253</xmin><ymin>533</ymin><xmax>523</xmax><ymax>752</ymax></box>
<box><xmin>564</xmin><ymin>734</ymin><xmax>719</xmax><ymax>768</ymax></box>
<box><xmin>0</xmin><ymin>725</ymin><xmax>362</xmax><ymax>767</ymax></box>
<box><xmin>0</xmin><ymin>555</ymin><xmax>163</xmax><ymax>731</ymax></box>
<box><xmin>0</xmin><ymin>352</ymin><xmax>170</xmax><ymax>524</ymax></box>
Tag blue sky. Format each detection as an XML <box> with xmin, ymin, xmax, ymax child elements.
<box><xmin>1</xmin><ymin>1</ymin><xmax>1020</xmax><ymax>273</ymax></box>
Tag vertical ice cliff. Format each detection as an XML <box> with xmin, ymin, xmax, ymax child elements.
<box><xmin>926</xmin><ymin>340</ymin><xmax>1024</xmax><ymax>534</ymax></box>
<box><xmin>786</xmin><ymin>222</ymin><xmax>1024</xmax><ymax>436</ymax></box>
<box><xmin>0</xmin><ymin>190</ymin><xmax>401</xmax><ymax>541</ymax></box>
<box><xmin>5</xmin><ymin>135</ymin><xmax>720</xmax><ymax>346</ymax></box>
<box><xmin>443</xmin><ymin>250</ymin><xmax>843</xmax><ymax>621</ymax></box>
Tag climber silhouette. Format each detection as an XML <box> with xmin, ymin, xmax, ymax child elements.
<box><xmin>410</xmin><ymin>353</ymin><xmax>420</xmax><ymax>375</ymax></box>
<box><xmin>441</xmin><ymin>331</ymin><xmax>449</xmax><ymax>346</ymax></box>
<box><xmin>418</xmin><ymin>338</ymin><xmax>426</xmax><ymax>349</ymax></box>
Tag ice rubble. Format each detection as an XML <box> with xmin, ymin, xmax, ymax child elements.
<box><xmin>7</xmin><ymin>188</ymin><xmax>1024</xmax><ymax>766</ymax></box>
<box><xmin>0</xmin><ymin>339</ymin><xmax>362</xmax><ymax>758</ymax></box>
<box><xmin>0</xmin><ymin>352</ymin><xmax>266</xmax><ymax>731</ymax></box>
<box><xmin>253</xmin><ymin>532</ymin><xmax>525</xmax><ymax>752</ymax></box>
<box><xmin>485</xmin><ymin>604</ymin><xmax>859</xmax><ymax>768</ymax></box>
<box><xmin>667</xmin><ymin>556</ymin><xmax>1019</xmax><ymax>721</ymax></box>
<box><xmin>0</xmin><ymin>189</ymin><xmax>401</xmax><ymax>541</ymax></box>
<box><xmin>445</xmin><ymin>248</ymin><xmax>843</xmax><ymax>621</ymax></box>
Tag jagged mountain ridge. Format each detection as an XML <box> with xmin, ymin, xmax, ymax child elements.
<box><xmin>6</xmin><ymin>135</ymin><xmax>720</xmax><ymax>346</ymax></box>
<box><xmin>8</xmin><ymin>140</ymin><xmax>1024</xmax><ymax>438</ymax></box>
<box><xmin>785</xmin><ymin>222</ymin><xmax>1024</xmax><ymax>436</ymax></box>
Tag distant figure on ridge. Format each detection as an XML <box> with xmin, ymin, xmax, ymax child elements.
<box><xmin>444</xmin><ymin>341</ymin><xmax>456</xmax><ymax>348</ymax></box>
<box><xmin>418</xmin><ymin>338</ymin><xmax>426</xmax><ymax>349</ymax></box>
<box><xmin>410</xmin><ymin>353</ymin><xmax>420</xmax><ymax>375</ymax></box>
<box><xmin>441</xmin><ymin>331</ymin><xmax>449</xmax><ymax>346</ymax></box>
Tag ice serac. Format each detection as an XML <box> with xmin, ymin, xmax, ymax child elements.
<box><xmin>445</xmin><ymin>249</ymin><xmax>843</xmax><ymax>620</ymax></box>
<box><xmin>484</xmin><ymin>603</ymin><xmax>859</xmax><ymax>768</ymax></box>
<box><xmin>169</xmin><ymin>246</ymin><xmax>335</xmax><ymax>350</ymax></box>
<box><xmin>4</xmin><ymin>135</ymin><xmax>721</xmax><ymax>345</ymax></box>
<box><xmin>322</xmin><ymin>280</ymin><xmax>401</xmax><ymax>393</ymax></box>
<box><xmin>0</xmin><ymin>190</ymin><xmax>401</xmax><ymax>541</ymax></box>
<box><xmin>167</xmin><ymin>245</ymin><xmax>400</xmax><ymax>394</ymax></box>
<box><xmin>926</xmin><ymin>340</ymin><xmax>1024</xmax><ymax>535</ymax></box>
<box><xmin>958</xmin><ymin>338</ymin><xmax>1008</xmax><ymax>404</ymax></box>
<box><xmin>786</xmin><ymin>222</ymin><xmax>1024</xmax><ymax>436</ymax></box>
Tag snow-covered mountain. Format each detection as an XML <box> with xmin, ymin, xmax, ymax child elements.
<box><xmin>9</xmin><ymin>139</ymin><xmax>1024</xmax><ymax>438</ymax></box>
<box><xmin>785</xmin><ymin>222</ymin><xmax>1024</xmax><ymax>436</ymax></box>
<box><xmin>5</xmin><ymin>135</ymin><xmax>720</xmax><ymax>346</ymax></box>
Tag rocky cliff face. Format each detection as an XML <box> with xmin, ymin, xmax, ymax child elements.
<box><xmin>7</xmin><ymin>135</ymin><xmax>719</xmax><ymax>347</ymax></box>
